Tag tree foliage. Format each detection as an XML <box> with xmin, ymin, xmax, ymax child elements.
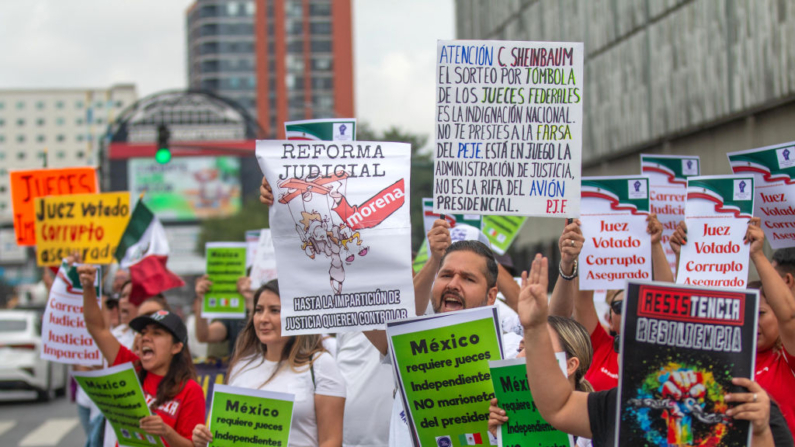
<box><xmin>196</xmin><ymin>197</ymin><xmax>269</xmax><ymax>253</ymax></box>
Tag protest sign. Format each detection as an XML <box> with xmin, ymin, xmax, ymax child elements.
<box><xmin>422</xmin><ymin>197</ymin><xmax>482</xmax><ymax>235</ymax></box>
<box><xmin>481</xmin><ymin>216</ymin><xmax>526</xmax><ymax>255</ymax></box>
<box><xmin>204</xmin><ymin>242</ymin><xmax>248</xmax><ymax>319</ymax></box>
<box><xmin>249</xmin><ymin>229</ymin><xmax>278</xmax><ymax>288</ymax></box>
<box><xmin>34</xmin><ymin>192</ymin><xmax>131</xmax><ymax>266</ymax></box>
<box><xmin>413</xmin><ymin>240</ymin><xmax>430</xmax><ymax>274</ymax></box>
<box><xmin>10</xmin><ymin>167</ymin><xmax>98</xmax><ymax>246</ymax></box>
<box><xmin>728</xmin><ymin>142</ymin><xmax>795</xmax><ymax>248</ymax></box>
<box><xmin>676</xmin><ymin>175</ymin><xmax>754</xmax><ymax>288</ymax></box>
<box><xmin>40</xmin><ymin>260</ymin><xmax>102</xmax><ymax>365</ymax></box>
<box><xmin>245</xmin><ymin>230</ymin><xmax>260</xmax><ymax>269</ymax></box>
<box><xmin>489</xmin><ymin>358</ymin><xmax>572</xmax><ymax>447</ymax></box>
<box><xmin>617</xmin><ymin>281</ymin><xmax>758</xmax><ymax>446</ymax></box>
<box><xmin>285</xmin><ymin>118</ymin><xmax>357</xmax><ymax>141</ymax></box>
<box><xmin>387</xmin><ymin>307</ymin><xmax>503</xmax><ymax>447</ymax></box>
<box><xmin>196</xmin><ymin>361</ymin><xmax>227</xmax><ymax>423</ymax></box>
<box><xmin>641</xmin><ymin>154</ymin><xmax>700</xmax><ymax>272</ymax></box>
<box><xmin>579</xmin><ymin>176</ymin><xmax>652</xmax><ymax>290</ymax></box>
<box><xmin>207</xmin><ymin>384</ymin><xmax>294</xmax><ymax>447</ymax></box>
<box><xmin>256</xmin><ymin>140</ymin><xmax>415</xmax><ymax>335</ymax></box>
<box><xmin>434</xmin><ymin>40</ymin><xmax>584</xmax><ymax>217</ymax></box>
<box><xmin>73</xmin><ymin>363</ymin><xmax>165</xmax><ymax>447</ymax></box>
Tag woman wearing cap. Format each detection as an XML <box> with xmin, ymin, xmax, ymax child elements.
<box><xmin>191</xmin><ymin>280</ymin><xmax>346</xmax><ymax>447</ymax></box>
<box><xmin>78</xmin><ymin>265</ymin><xmax>205</xmax><ymax>447</ymax></box>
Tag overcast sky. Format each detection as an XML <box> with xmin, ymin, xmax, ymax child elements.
<box><xmin>0</xmin><ymin>0</ymin><xmax>453</xmax><ymax>141</ymax></box>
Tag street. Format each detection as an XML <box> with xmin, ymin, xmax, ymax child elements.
<box><xmin>0</xmin><ymin>395</ymin><xmax>85</xmax><ymax>447</ymax></box>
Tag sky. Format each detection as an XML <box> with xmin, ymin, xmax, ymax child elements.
<box><xmin>0</xmin><ymin>0</ymin><xmax>454</xmax><ymax>141</ymax></box>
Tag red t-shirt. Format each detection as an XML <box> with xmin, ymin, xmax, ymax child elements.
<box><xmin>755</xmin><ymin>347</ymin><xmax>795</xmax><ymax>437</ymax></box>
<box><xmin>584</xmin><ymin>324</ymin><xmax>619</xmax><ymax>392</ymax></box>
<box><xmin>113</xmin><ymin>346</ymin><xmax>206</xmax><ymax>446</ymax></box>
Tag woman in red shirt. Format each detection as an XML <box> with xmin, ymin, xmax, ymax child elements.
<box><xmin>78</xmin><ymin>265</ymin><xmax>205</xmax><ymax>447</ymax></box>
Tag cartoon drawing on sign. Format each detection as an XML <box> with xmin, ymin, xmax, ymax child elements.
<box><xmin>784</xmin><ymin>148</ymin><xmax>790</xmax><ymax>161</ymax></box>
<box><xmin>739</xmin><ymin>180</ymin><xmax>747</xmax><ymax>194</ymax></box>
<box><xmin>626</xmin><ymin>363</ymin><xmax>730</xmax><ymax>446</ymax></box>
<box><xmin>634</xmin><ymin>180</ymin><xmax>641</xmax><ymax>192</ymax></box>
<box><xmin>687</xmin><ymin>160</ymin><xmax>694</xmax><ymax>170</ymax></box>
<box><xmin>278</xmin><ymin>169</ymin><xmax>370</xmax><ymax>295</ymax></box>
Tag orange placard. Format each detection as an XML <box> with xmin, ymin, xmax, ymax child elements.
<box><xmin>10</xmin><ymin>167</ymin><xmax>98</xmax><ymax>246</ymax></box>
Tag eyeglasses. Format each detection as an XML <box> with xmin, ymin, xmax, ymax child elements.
<box><xmin>104</xmin><ymin>299</ymin><xmax>119</xmax><ymax>310</ymax></box>
<box><xmin>610</xmin><ymin>300</ymin><xmax>623</xmax><ymax>315</ymax></box>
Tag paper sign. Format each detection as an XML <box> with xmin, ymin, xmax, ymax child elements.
<box><xmin>34</xmin><ymin>192</ymin><xmax>131</xmax><ymax>266</ymax></box>
<box><xmin>73</xmin><ymin>363</ymin><xmax>165</xmax><ymax>447</ymax></box>
<box><xmin>249</xmin><ymin>229</ymin><xmax>278</xmax><ymax>288</ymax></box>
<box><xmin>256</xmin><ymin>141</ymin><xmax>415</xmax><ymax>335</ymax></box>
<box><xmin>434</xmin><ymin>40</ymin><xmax>584</xmax><ymax>217</ymax></box>
<box><xmin>579</xmin><ymin>176</ymin><xmax>652</xmax><ymax>290</ymax></box>
<box><xmin>285</xmin><ymin>118</ymin><xmax>357</xmax><ymax>142</ymax></box>
<box><xmin>387</xmin><ymin>307</ymin><xmax>503</xmax><ymax>447</ymax></box>
<box><xmin>481</xmin><ymin>216</ymin><xmax>527</xmax><ymax>255</ymax></box>
<box><xmin>616</xmin><ymin>281</ymin><xmax>758</xmax><ymax>446</ymax></box>
<box><xmin>196</xmin><ymin>361</ymin><xmax>227</xmax><ymax>424</ymax></box>
<box><xmin>245</xmin><ymin>230</ymin><xmax>260</xmax><ymax>269</ymax></box>
<box><xmin>413</xmin><ymin>240</ymin><xmax>430</xmax><ymax>274</ymax></box>
<box><xmin>676</xmin><ymin>175</ymin><xmax>754</xmax><ymax>288</ymax></box>
<box><xmin>641</xmin><ymin>154</ymin><xmax>700</xmax><ymax>272</ymax></box>
<box><xmin>208</xmin><ymin>384</ymin><xmax>294</xmax><ymax>447</ymax></box>
<box><xmin>422</xmin><ymin>197</ymin><xmax>482</xmax><ymax>236</ymax></box>
<box><xmin>489</xmin><ymin>358</ymin><xmax>573</xmax><ymax>447</ymax></box>
<box><xmin>10</xmin><ymin>167</ymin><xmax>98</xmax><ymax>246</ymax></box>
<box><xmin>204</xmin><ymin>242</ymin><xmax>248</xmax><ymax>319</ymax></box>
<box><xmin>728</xmin><ymin>142</ymin><xmax>795</xmax><ymax>248</ymax></box>
<box><xmin>40</xmin><ymin>260</ymin><xmax>102</xmax><ymax>365</ymax></box>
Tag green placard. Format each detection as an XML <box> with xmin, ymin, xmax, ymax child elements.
<box><xmin>204</xmin><ymin>242</ymin><xmax>248</xmax><ymax>319</ymax></box>
<box><xmin>413</xmin><ymin>239</ymin><xmax>430</xmax><ymax>274</ymax></box>
<box><xmin>481</xmin><ymin>216</ymin><xmax>527</xmax><ymax>255</ymax></box>
<box><xmin>208</xmin><ymin>384</ymin><xmax>294</xmax><ymax>447</ymax></box>
<box><xmin>387</xmin><ymin>307</ymin><xmax>503</xmax><ymax>447</ymax></box>
<box><xmin>73</xmin><ymin>363</ymin><xmax>164</xmax><ymax>447</ymax></box>
<box><xmin>489</xmin><ymin>358</ymin><xmax>572</xmax><ymax>447</ymax></box>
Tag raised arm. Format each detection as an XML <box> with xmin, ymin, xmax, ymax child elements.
<box><xmin>549</xmin><ymin>219</ymin><xmax>584</xmax><ymax>317</ymax></box>
<box><xmin>413</xmin><ymin>219</ymin><xmax>451</xmax><ymax>316</ymax></box>
<box><xmin>79</xmin><ymin>265</ymin><xmax>120</xmax><ymax>363</ymax></box>
<box><xmin>192</xmin><ymin>275</ymin><xmax>229</xmax><ymax>344</ymax></box>
<box><xmin>496</xmin><ymin>263</ymin><xmax>520</xmax><ymax>311</ymax></box>
<box><xmin>519</xmin><ymin>254</ymin><xmax>591</xmax><ymax>438</ymax></box>
<box><xmin>747</xmin><ymin>219</ymin><xmax>795</xmax><ymax>354</ymax></box>
<box><xmin>648</xmin><ymin>213</ymin><xmax>674</xmax><ymax>283</ymax></box>
<box><xmin>669</xmin><ymin>220</ymin><xmax>687</xmax><ymax>278</ymax></box>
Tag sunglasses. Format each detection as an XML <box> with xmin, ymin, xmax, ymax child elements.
<box><xmin>610</xmin><ymin>300</ymin><xmax>623</xmax><ymax>315</ymax></box>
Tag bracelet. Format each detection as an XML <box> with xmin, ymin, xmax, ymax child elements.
<box><xmin>559</xmin><ymin>260</ymin><xmax>578</xmax><ymax>280</ymax></box>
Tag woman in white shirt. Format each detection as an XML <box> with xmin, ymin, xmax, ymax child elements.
<box><xmin>192</xmin><ymin>280</ymin><xmax>346</xmax><ymax>447</ymax></box>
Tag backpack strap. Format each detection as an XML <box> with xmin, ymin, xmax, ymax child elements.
<box><xmin>310</xmin><ymin>353</ymin><xmax>317</xmax><ymax>391</ymax></box>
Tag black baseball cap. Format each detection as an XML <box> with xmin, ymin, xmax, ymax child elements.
<box><xmin>130</xmin><ymin>310</ymin><xmax>188</xmax><ymax>344</ymax></box>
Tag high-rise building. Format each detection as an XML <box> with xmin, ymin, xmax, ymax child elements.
<box><xmin>187</xmin><ymin>0</ymin><xmax>354</xmax><ymax>138</ymax></box>
<box><xmin>0</xmin><ymin>84</ymin><xmax>137</xmax><ymax>223</ymax></box>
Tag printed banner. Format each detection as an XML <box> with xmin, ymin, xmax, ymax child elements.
<box><xmin>245</xmin><ymin>230</ymin><xmax>260</xmax><ymax>269</ymax></box>
<box><xmin>641</xmin><ymin>154</ymin><xmax>700</xmax><ymax>272</ymax></box>
<box><xmin>676</xmin><ymin>175</ymin><xmax>754</xmax><ymax>288</ymax></box>
<box><xmin>617</xmin><ymin>281</ymin><xmax>758</xmax><ymax>446</ymax></box>
<box><xmin>489</xmin><ymin>358</ymin><xmax>572</xmax><ymax>447</ymax></box>
<box><xmin>387</xmin><ymin>307</ymin><xmax>504</xmax><ymax>447</ymax></box>
<box><xmin>422</xmin><ymin>197</ymin><xmax>482</xmax><ymax>234</ymax></box>
<box><xmin>10</xmin><ymin>167</ymin><xmax>98</xmax><ymax>246</ymax></box>
<box><xmin>256</xmin><ymin>141</ymin><xmax>415</xmax><ymax>335</ymax></box>
<box><xmin>203</xmin><ymin>242</ymin><xmax>248</xmax><ymax>319</ymax></box>
<box><xmin>481</xmin><ymin>216</ymin><xmax>527</xmax><ymax>255</ymax></box>
<box><xmin>208</xmin><ymin>384</ymin><xmax>294</xmax><ymax>447</ymax></box>
<box><xmin>73</xmin><ymin>363</ymin><xmax>165</xmax><ymax>447</ymax></box>
<box><xmin>434</xmin><ymin>40</ymin><xmax>584</xmax><ymax>217</ymax></box>
<box><xmin>40</xmin><ymin>260</ymin><xmax>102</xmax><ymax>365</ymax></box>
<box><xmin>579</xmin><ymin>176</ymin><xmax>652</xmax><ymax>290</ymax></box>
<box><xmin>728</xmin><ymin>142</ymin><xmax>795</xmax><ymax>248</ymax></box>
<box><xmin>285</xmin><ymin>118</ymin><xmax>357</xmax><ymax>141</ymax></box>
<box><xmin>249</xmin><ymin>229</ymin><xmax>278</xmax><ymax>288</ymax></box>
<box><xmin>34</xmin><ymin>192</ymin><xmax>131</xmax><ymax>266</ymax></box>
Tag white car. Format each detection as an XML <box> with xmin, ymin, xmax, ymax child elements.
<box><xmin>0</xmin><ymin>309</ymin><xmax>68</xmax><ymax>401</ymax></box>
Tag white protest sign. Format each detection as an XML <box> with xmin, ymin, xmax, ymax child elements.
<box><xmin>250</xmin><ymin>229</ymin><xmax>278</xmax><ymax>288</ymax></box>
<box><xmin>728</xmin><ymin>142</ymin><xmax>795</xmax><ymax>248</ymax></box>
<box><xmin>256</xmin><ymin>141</ymin><xmax>415</xmax><ymax>335</ymax></box>
<box><xmin>641</xmin><ymin>154</ymin><xmax>700</xmax><ymax>272</ymax></box>
<box><xmin>579</xmin><ymin>176</ymin><xmax>652</xmax><ymax>290</ymax></box>
<box><xmin>434</xmin><ymin>40</ymin><xmax>584</xmax><ymax>217</ymax></box>
<box><xmin>676</xmin><ymin>175</ymin><xmax>754</xmax><ymax>288</ymax></box>
<box><xmin>245</xmin><ymin>230</ymin><xmax>260</xmax><ymax>269</ymax></box>
<box><xmin>40</xmin><ymin>260</ymin><xmax>103</xmax><ymax>365</ymax></box>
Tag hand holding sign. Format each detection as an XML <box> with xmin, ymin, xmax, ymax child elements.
<box><xmin>670</xmin><ymin>221</ymin><xmax>688</xmax><ymax>256</ymax></box>
<box><xmin>260</xmin><ymin>176</ymin><xmax>274</xmax><ymax>206</ymax></box>
<box><xmin>139</xmin><ymin>415</ymin><xmax>169</xmax><ymax>437</ymax></box>
<box><xmin>427</xmin><ymin>219</ymin><xmax>452</xmax><ymax>261</ymax></box>
<box><xmin>518</xmin><ymin>254</ymin><xmax>549</xmax><ymax>330</ymax></box>
<box><xmin>725</xmin><ymin>378</ymin><xmax>772</xmax><ymax>437</ymax></box>
<box><xmin>647</xmin><ymin>213</ymin><xmax>664</xmax><ymax>244</ymax></box>
<box><xmin>745</xmin><ymin>217</ymin><xmax>764</xmax><ymax>255</ymax></box>
<box><xmin>192</xmin><ymin>425</ymin><xmax>212</xmax><ymax>446</ymax></box>
<box><xmin>558</xmin><ymin>218</ymin><xmax>583</xmax><ymax>272</ymax></box>
<box><xmin>77</xmin><ymin>265</ymin><xmax>98</xmax><ymax>289</ymax></box>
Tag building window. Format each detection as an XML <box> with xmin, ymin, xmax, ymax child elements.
<box><xmin>37</xmin><ymin>135</ymin><xmax>45</xmax><ymax>143</ymax></box>
<box><xmin>36</xmin><ymin>101</ymin><xmax>45</xmax><ymax>110</ymax></box>
<box><xmin>310</xmin><ymin>40</ymin><xmax>332</xmax><ymax>52</ymax></box>
<box><xmin>56</xmin><ymin>135</ymin><xmax>65</xmax><ymax>142</ymax></box>
<box><xmin>36</xmin><ymin>118</ymin><xmax>45</xmax><ymax>126</ymax></box>
<box><xmin>16</xmin><ymin>101</ymin><xmax>24</xmax><ymax>110</ymax></box>
<box><xmin>0</xmin><ymin>135</ymin><xmax>4</xmax><ymax>143</ymax></box>
<box><xmin>116</xmin><ymin>100</ymin><xmax>124</xmax><ymax>108</ymax></box>
<box><xmin>56</xmin><ymin>117</ymin><xmax>65</xmax><ymax>126</ymax></box>
<box><xmin>310</xmin><ymin>22</ymin><xmax>331</xmax><ymax>35</ymax></box>
<box><xmin>57</xmin><ymin>151</ymin><xmax>66</xmax><ymax>159</ymax></box>
<box><xmin>95</xmin><ymin>101</ymin><xmax>104</xmax><ymax>109</ymax></box>
<box><xmin>309</xmin><ymin>3</ymin><xmax>331</xmax><ymax>16</ymax></box>
<box><xmin>0</xmin><ymin>169</ymin><xmax>6</xmax><ymax>176</ymax></box>
<box><xmin>37</xmin><ymin>151</ymin><xmax>45</xmax><ymax>160</ymax></box>
<box><xmin>0</xmin><ymin>119</ymin><xmax>4</xmax><ymax>127</ymax></box>
<box><xmin>75</xmin><ymin>101</ymin><xmax>84</xmax><ymax>109</ymax></box>
<box><xmin>16</xmin><ymin>135</ymin><xmax>24</xmax><ymax>143</ymax></box>
<box><xmin>0</xmin><ymin>151</ymin><xmax>5</xmax><ymax>159</ymax></box>
<box><xmin>0</xmin><ymin>102</ymin><xmax>4</xmax><ymax>109</ymax></box>
<box><xmin>245</xmin><ymin>1</ymin><xmax>254</xmax><ymax>16</ymax></box>
<box><xmin>312</xmin><ymin>57</ymin><xmax>332</xmax><ymax>71</ymax></box>
<box><xmin>96</xmin><ymin>117</ymin><xmax>103</xmax><ymax>125</ymax></box>
<box><xmin>287</xmin><ymin>41</ymin><xmax>303</xmax><ymax>53</ymax></box>
<box><xmin>17</xmin><ymin>151</ymin><xmax>25</xmax><ymax>160</ymax></box>
<box><xmin>226</xmin><ymin>2</ymin><xmax>239</xmax><ymax>16</ymax></box>
<box><xmin>56</xmin><ymin>101</ymin><xmax>64</xmax><ymax>109</ymax></box>
<box><xmin>16</xmin><ymin>118</ymin><xmax>24</xmax><ymax>126</ymax></box>
<box><xmin>76</xmin><ymin>151</ymin><xmax>85</xmax><ymax>159</ymax></box>
<box><xmin>76</xmin><ymin>134</ymin><xmax>84</xmax><ymax>142</ymax></box>
<box><xmin>76</xmin><ymin>118</ymin><xmax>84</xmax><ymax>125</ymax></box>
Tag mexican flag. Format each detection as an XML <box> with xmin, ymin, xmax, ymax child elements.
<box><xmin>459</xmin><ymin>433</ymin><xmax>483</xmax><ymax>445</ymax></box>
<box><xmin>114</xmin><ymin>200</ymin><xmax>183</xmax><ymax>304</ymax></box>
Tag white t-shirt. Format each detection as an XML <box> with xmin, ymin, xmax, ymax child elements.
<box><xmin>336</xmin><ymin>331</ymin><xmax>393</xmax><ymax>447</ymax></box>
<box><xmin>228</xmin><ymin>352</ymin><xmax>346</xmax><ymax>447</ymax></box>
<box><xmin>111</xmin><ymin>324</ymin><xmax>135</xmax><ymax>350</ymax></box>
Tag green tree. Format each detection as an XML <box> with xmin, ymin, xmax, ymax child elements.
<box><xmin>196</xmin><ymin>196</ymin><xmax>269</xmax><ymax>254</ymax></box>
<box><xmin>358</xmin><ymin>123</ymin><xmax>432</xmax><ymax>251</ymax></box>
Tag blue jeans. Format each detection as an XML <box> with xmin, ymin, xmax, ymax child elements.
<box><xmin>86</xmin><ymin>415</ymin><xmax>104</xmax><ymax>447</ymax></box>
<box><xmin>76</xmin><ymin>404</ymin><xmax>91</xmax><ymax>436</ymax></box>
